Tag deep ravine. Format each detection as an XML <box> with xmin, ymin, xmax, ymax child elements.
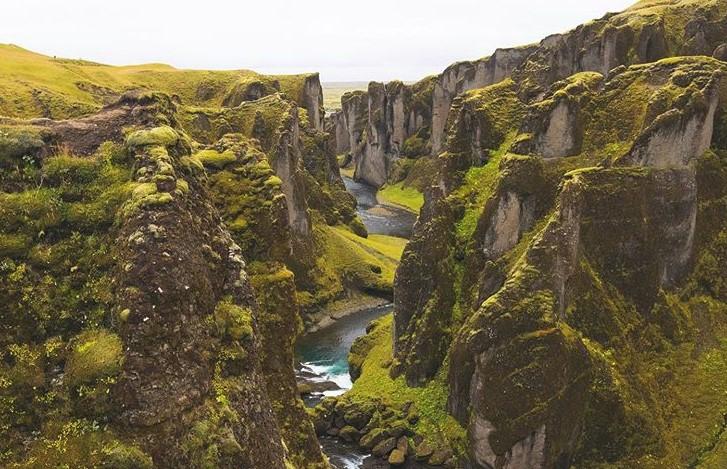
<box><xmin>295</xmin><ymin>176</ymin><xmax>417</xmax><ymax>468</ymax></box>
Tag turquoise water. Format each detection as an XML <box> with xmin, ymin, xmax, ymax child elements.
<box><xmin>295</xmin><ymin>304</ymin><xmax>392</xmax><ymax>468</ymax></box>
<box><xmin>296</xmin><ymin>303</ymin><xmax>392</xmax><ymax>399</ymax></box>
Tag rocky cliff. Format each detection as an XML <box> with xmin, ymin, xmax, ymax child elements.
<box><xmin>390</xmin><ymin>49</ymin><xmax>727</xmax><ymax>469</ymax></box>
<box><xmin>333</xmin><ymin>0</ymin><xmax>727</xmax><ymax>190</ymax></box>
<box><xmin>0</xmin><ymin>50</ymin><xmax>354</xmax><ymax>466</ymax></box>
<box><xmin>331</xmin><ymin>1</ymin><xmax>727</xmax><ymax>468</ymax></box>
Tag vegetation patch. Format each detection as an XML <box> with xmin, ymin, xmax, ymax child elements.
<box><xmin>213</xmin><ymin>298</ymin><xmax>253</xmax><ymax>342</ymax></box>
<box><xmin>377</xmin><ymin>183</ymin><xmax>424</xmax><ymax>213</ymax></box>
<box><xmin>64</xmin><ymin>329</ymin><xmax>123</xmax><ymax>388</ymax></box>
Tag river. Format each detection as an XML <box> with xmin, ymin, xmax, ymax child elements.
<box><xmin>342</xmin><ymin>176</ymin><xmax>417</xmax><ymax>238</ymax></box>
<box><xmin>295</xmin><ymin>175</ymin><xmax>417</xmax><ymax>468</ymax></box>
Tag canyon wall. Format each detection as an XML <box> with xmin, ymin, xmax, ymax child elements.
<box><xmin>391</xmin><ymin>51</ymin><xmax>727</xmax><ymax>469</ymax></box>
<box><xmin>333</xmin><ymin>0</ymin><xmax>727</xmax><ymax>189</ymax></box>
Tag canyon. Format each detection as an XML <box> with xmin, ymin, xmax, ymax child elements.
<box><xmin>1</xmin><ymin>0</ymin><xmax>727</xmax><ymax>468</ymax></box>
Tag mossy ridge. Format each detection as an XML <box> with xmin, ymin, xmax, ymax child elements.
<box><xmin>623</xmin><ymin>0</ymin><xmax>727</xmax><ymax>54</ymax></box>
<box><xmin>8</xmin><ymin>419</ymin><xmax>153</xmax><ymax>469</ymax></box>
<box><xmin>0</xmin><ymin>44</ymin><xmax>317</xmax><ymax>120</ymax></box>
<box><xmin>0</xmin><ymin>140</ymin><xmax>151</xmax><ymax>465</ymax></box>
<box><xmin>178</xmin><ymin>94</ymin><xmax>298</xmax><ymax>160</ymax></box>
<box><xmin>201</xmin><ymin>133</ymin><xmax>292</xmax><ymax>262</ymax></box>
<box><xmin>249</xmin><ymin>262</ymin><xmax>328</xmax><ymax>468</ymax></box>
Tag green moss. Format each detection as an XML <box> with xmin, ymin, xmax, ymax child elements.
<box><xmin>274</xmin><ymin>74</ymin><xmax>310</xmax><ymax>104</ymax></box>
<box><xmin>195</xmin><ymin>149</ymin><xmax>238</xmax><ymax>169</ymax></box>
<box><xmin>180</xmin><ymin>398</ymin><xmax>244</xmax><ymax>469</ymax></box>
<box><xmin>64</xmin><ymin>329</ymin><xmax>124</xmax><ymax>388</ymax></box>
<box><xmin>202</xmin><ymin>137</ymin><xmax>290</xmax><ymax>262</ymax></box>
<box><xmin>343</xmin><ymin>314</ymin><xmax>466</xmax><ymax>454</ymax></box>
<box><xmin>401</xmin><ymin>134</ymin><xmax>428</xmax><ymax>157</ymax></box>
<box><xmin>119</xmin><ymin>182</ymin><xmax>174</xmax><ymax>218</ymax></box>
<box><xmin>43</xmin><ymin>155</ymin><xmax>101</xmax><ymax>184</ymax></box>
<box><xmin>0</xmin><ymin>188</ymin><xmax>63</xmax><ymax>236</ymax></box>
<box><xmin>213</xmin><ymin>298</ymin><xmax>253</xmax><ymax>341</ymax></box>
<box><xmin>0</xmin><ymin>126</ymin><xmax>45</xmax><ymax>166</ymax></box>
<box><xmin>99</xmin><ymin>442</ymin><xmax>154</xmax><ymax>469</ymax></box>
<box><xmin>126</xmin><ymin>125</ymin><xmax>179</xmax><ymax>148</ymax></box>
<box><xmin>0</xmin><ymin>233</ymin><xmax>31</xmax><ymax>257</ymax></box>
<box><xmin>11</xmin><ymin>419</ymin><xmax>151</xmax><ymax>469</ymax></box>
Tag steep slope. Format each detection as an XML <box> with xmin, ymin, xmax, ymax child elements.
<box><xmin>392</xmin><ymin>54</ymin><xmax>727</xmax><ymax>469</ymax></box>
<box><xmin>0</xmin><ymin>93</ymin><xmax>307</xmax><ymax>467</ymax></box>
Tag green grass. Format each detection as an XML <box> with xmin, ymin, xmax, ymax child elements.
<box><xmin>324</xmin><ymin>226</ymin><xmax>403</xmax><ymax>285</ymax></box>
<box><xmin>301</xmin><ymin>223</ymin><xmax>405</xmax><ymax>309</ymax></box>
<box><xmin>0</xmin><ymin>43</ymin><xmax>316</xmax><ymax>119</ymax></box>
<box><xmin>451</xmin><ymin>135</ymin><xmax>513</xmax><ymax>243</ymax></box>
<box><xmin>333</xmin><ymin>228</ymin><xmax>408</xmax><ymax>261</ymax></box>
<box><xmin>343</xmin><ymin>314</ymin><xmax>466</xmax><ymax>451</ymax></box>
<box><xmin>642</xmin><ymin>334</ymin><xmax>727</xmax><ymax>468</ymax></box>
<box><xmin>377</xmin><ymin>182</ymin><xmax>424</xmax><ymax>213</ymax></box>
<box><xmin>339</xmin><ymin>165</ymin><xmax>355</xmax><ymax>179</ymax></box>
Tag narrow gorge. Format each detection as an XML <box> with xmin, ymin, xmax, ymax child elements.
<box><xmin>2</xmin><ymin>0</ymin><xmax>727</xmax><ymax>468</ymax></box>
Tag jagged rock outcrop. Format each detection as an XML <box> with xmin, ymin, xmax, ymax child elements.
<box><xmin>0</xmin><ymin>92</ymin><xmax>323</xmax><ymax>467</ymax></box>
<box><xmin>301</xmin><ymin>73</ymin><xmax>325</xmax><ymax>130</ymax></box>
<box><xmin>328</xmin><ymin>109</ymin><xmax>350</xmax><ymax>155</ymax></box>
<box><xmin>430</xmin><ymin>47</ymin><xmax>537</xmax><ymax>154</ymax></box>
<box><xmin>336</xmin><ymin>80</ymin><xmax>434</xmax><ymax>187</ymax></box>
<box><xmin>388</xmin><ymin>45</ymin><xmax>727</xmax><ymax>467</ymax></box>
<box><xmin>511</xmin><ymin>72</ymin><xmax>604</xmax><ymax>158</ymax></box>
<box><xmin>620</xmin><ymin>63</ymin><xmax>723</xmax><ymax>168</ymax></box>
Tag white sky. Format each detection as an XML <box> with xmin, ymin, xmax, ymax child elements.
<box><xmin>1</xmin><ymin>0</ymin><xmax>636</xmax><ymax>82</ymax></box>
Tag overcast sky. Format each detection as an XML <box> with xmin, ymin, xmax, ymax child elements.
<box><xmin>1</xmin><ymin>0</ymin><xmax>636</xmax><ymax>82</ymax></box>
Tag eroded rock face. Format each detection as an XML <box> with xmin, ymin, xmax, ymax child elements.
<box><xmin>348</xmin><ymin>81</ymin><xmax>434</xmax><ymax>187</ymax></box>
<box><xmin>332</xmin><ymin>0</ymin><xmax>727</xmax><ymax>188</ymax></box>
<box><xmin>448</xmin><ymin>164</ymin><xmax>703</xmax><ymax>468</ymax></box>
<box><xmin>511</xmin><ymin>72</ymin><xmax>603</xmax><ymax>158</ymax></box>
<box><xmin>623</xmin><ymin>68</ymin><xmax>722</xmax><ymax>168</ymax></box>
<box><xmin>115</xmin><ymin>132</ymin><xmax>288</xmax><ymax>468</ymax></box>
<box><xmin>392</xmin><ymin>50</ymin><xmax>727</xmax><ymax>468</ymax></box>
<box><xmin>430</xmin><ymin>47</ymin><xmax>536</xmax><ymax>154</ymax></box>
<box><xmin>302</xmin><ymin>73</ymin><xmax>325</xmax><ymax>130</ymax></box>
<box><xmin>329</xmin><ymin>110</ymin><xmax>350</xmax><ymax>155</ymax></box>
<box><xmin>340</xmin><ymin>90</ymin><xmax>369</xmax><ymax>161</ymax></box>
<box><xmin>393</xmin><ymin>186</ymin><xmax>457</xmax><ymax>385</ymax></box>
<box><xmin>270</xmin><ymin>106</ymin><xmax>312</xmax><ymax>241</ymax></box>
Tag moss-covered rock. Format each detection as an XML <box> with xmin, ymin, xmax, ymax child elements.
<box><xmin>65</xmin><ymin>329</ymin><xmax>123</xmax><ymax>388</ymax></box>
